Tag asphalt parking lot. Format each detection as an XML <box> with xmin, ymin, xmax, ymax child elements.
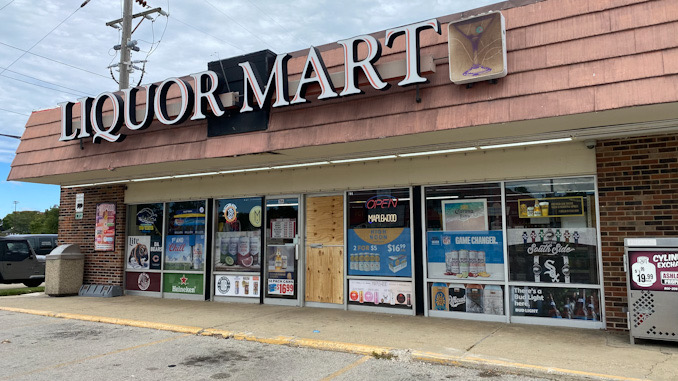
<box><xmin>0</xmin><ymin>311</ymin><xmax>548</xmax><ymax>381</ymax></box>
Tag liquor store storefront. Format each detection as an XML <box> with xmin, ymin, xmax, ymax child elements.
<box><xmin>9</xmin><ymin>0</ymin><xmax>678</xmax><ymax>331</ymax></box>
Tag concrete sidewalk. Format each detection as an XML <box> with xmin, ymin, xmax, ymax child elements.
<box><xmin>0</xmin><ymin>294</ymin><xmax>675</xmax><ymax>380</ymax></box>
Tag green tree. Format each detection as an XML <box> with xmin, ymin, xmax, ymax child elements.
<box><xmin>2</xmin><ymin>211</ymin><xmax>40</xmax><ymax>234</ymax></box>
<box><xmin>1</xmin><ymin>206</ymin><xmax>58</xmax><ymax>234</ymax></box>
<box><xmin>30</xmin><ymin>206</ymin><xmax>59</xmax><ymax>233</ymax></box>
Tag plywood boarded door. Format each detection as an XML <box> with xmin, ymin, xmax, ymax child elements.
<box><xmin>305</xmin><ymin>195</ymin><xmax>344</xmax><ymax>304</ymax></box>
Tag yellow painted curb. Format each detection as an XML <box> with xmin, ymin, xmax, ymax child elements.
<box><xmin>411</xmin><ymin>351</ymin><xmax>650</xmax><ymax>381</ymax></box>
<box><xmin>289</xmin><ymin>338</ymin><xmax>392</xmax><ymax>356</ymax></box>
<box><xmin>0</xmin><ymin>306</ymin><xmax>649</xmax><ymax>381</ymax></box>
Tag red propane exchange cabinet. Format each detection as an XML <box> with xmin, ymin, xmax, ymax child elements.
<box><xmin>625</xmin><ymin>238</ymin><xmax>678</xmax><ymax>344</ymax></box>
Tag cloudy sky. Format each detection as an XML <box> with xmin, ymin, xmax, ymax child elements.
<box><xmin>0</xmin><ymin>0</ymin><xmax>497</xmax><ymax>218</ymax></box>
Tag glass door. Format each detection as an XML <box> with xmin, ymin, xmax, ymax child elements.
<box><xmin>264</xmin><ymin>196</ymin><xmax>301</xmax><ymax>305</ymax></box>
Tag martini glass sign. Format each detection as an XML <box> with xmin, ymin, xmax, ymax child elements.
<box><xmin>448</xmin><ymin>12</ymin><xmax>507</xmax><ymax>84</ymax></box>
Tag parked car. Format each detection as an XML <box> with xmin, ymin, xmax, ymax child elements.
<box><xmin>10</xmin><ymin>234</ymin><xmax>58</xmax><ymax>255</ymax></box>
<box><xmin>0</xmin><ymin>237</ymin><xmax>45</xmax><ymax>287</ymax></box>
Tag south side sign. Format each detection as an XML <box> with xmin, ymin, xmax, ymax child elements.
<box><xmin>59</xmin><ymin>14</ymin><xmax>505</xmax><ymax>144</ymax></box>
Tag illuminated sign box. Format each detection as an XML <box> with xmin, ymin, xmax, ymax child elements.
<box><xmin>448</xmin><ymin>12</ymin><xmax>507</xmax><ymax>85</ymax></box>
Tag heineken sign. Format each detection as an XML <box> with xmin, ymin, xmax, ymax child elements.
<box><xmin>163</xmin><ymin>273</ymin><xmax>203</xmax><ymax>295</ymax></box>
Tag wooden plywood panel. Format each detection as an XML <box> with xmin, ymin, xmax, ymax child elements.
<box><xmin>306</xmin><ymin>196</ymin><xmax>343</xmax><ymax>245</ymax></box>
<box><xmin>305</xmin><ymin>246</ymin><xmax>344</xmax><ymax>304</ymax></box>
<box><xmin>305</xmin><ymin>195</ymin><xmax>344</xmax><ymax>304</ymax></box>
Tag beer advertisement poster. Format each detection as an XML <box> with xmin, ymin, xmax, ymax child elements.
<box><xmin>163</xmin><ymin>273</ymin><xmax>204</xmax><ymax>295</ymax></box>
<box><xmin>511</xmin><ymin>286</ymin><xmax>601</xmax><ymax>320</ymax></box>
<box><xmin>214</xmin><ymin>231</ymin><xmax>261</xmax><ymax>272</ymax></box>
<box><xmin>347</xmin><ymin>228</ymin><xmax>412</xmax><ymax>277</ymax></box>
<box><xmin>125</xmin><ymin>271</ymin><xmax>161</xmax><ymax>292</ymax></box>
<box><xmin>426</xmin><ymin>231</ymin><xmax>504</xmax><ymax>280</ymax></box>
<box><xmin>127</xmin><ymin>236</ymin><xmax>151</xmax><ymax>270</ymax></box>
<box><xmin>628</xmin><ymin>250</ymin><xmax>678</xmax><ymax>292</ymax></box>
<box><xmin>164</xmin><ymin>234</ymin><xmax>205</xmax><ymax>271</ymax></box>
<box><xmin>442</xmin><ymin>199</ymin><xmax>488</xmax><ymax>231</ymax></box>
<box><xmin>266</xmin><ymin>245</ymin><xmax>295</xmax><ymax>297</ymax></box>
<box><xmin>431</xmin><ymin>283</ymin><xmax>449</xmax><ymax>311</ymax></box>
<box><xmin>214</xmin><ymin>275</ymin><xmax>260</xmax><ymax>298</ymax></box>
<box><xmin>507</xmin><ymin>228</ymin><xmax>598</xmax><ymax>284</ymax></box>
<box><xmin>94</xmin><ymin>202</ymin><xmax>116</xmax><ymax>251</ymax></box>
<box><xmin>348</xmin><ymin>279</ymin><xmax>412</xmax><ymax>308</ymax></box>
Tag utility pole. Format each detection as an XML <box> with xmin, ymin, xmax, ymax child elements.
<box><xmin>118</xmin><ymin>0</ymin><xmax>133</xmax><ymax>90</ymax></box>
<box><xmin>106</xmin><ymin>1</ymin><xmax>168</xmax><ymax>90</ymax></box>
<box><xmin>13</xmin><ymin>201</ymin><xmax>19</xmax><ymax>212</ymax></box>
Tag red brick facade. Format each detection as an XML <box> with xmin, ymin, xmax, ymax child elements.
<box><xmin>597</xmin><ymin>134</ymin><xmax>678</xmax><ymax>330</ymax></box>
<box><xmin>59</xmin><ymin>185</ymin><xmax>126</xmax><ymax>286</ymax></box>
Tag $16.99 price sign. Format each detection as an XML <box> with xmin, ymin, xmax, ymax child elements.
<box><xmin>268</xmin><ymin>279</ymin><xmax>294</xmax><ymax>295</ymax></box>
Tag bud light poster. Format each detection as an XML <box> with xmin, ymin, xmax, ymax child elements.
<box><xmin>427</xmin><ymin>231</ymin><xmax>504</xmax><ymax>280</ymax></box>
<box><xmin>164</xmin><ymin>235</ymin><xmax>205</xmax><ymax>271</ymax></box>
<box><xmin>629</xmin><ymin>250</ymin><xmax>678</xmax><ymax>292</ymax></box>
<box><xmin>511</xmin><ymin>286</ymin><xmax>601</xmax><ymax>320</ymax></box>
<box><xmin>347</xmin><ymin>228</ymin><xmax>411</xmax><ymax>277</ymax></box>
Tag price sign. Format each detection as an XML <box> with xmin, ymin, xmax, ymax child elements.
<box><xmin>629</xmin><ymin>251</ymin><xmax>678</xmax><ymax>292</ymax></box>
<box><xmin>268</xmin><ymin>279</ymin><xmax>294</xmax><ymax>296</ymax></box>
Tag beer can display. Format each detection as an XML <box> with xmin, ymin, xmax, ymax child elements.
<box><xmin>459</xmin><ymin>249</ymin><xmax>470</xmax><ymax>275</ymax></box>
<box><xmin>445</xmin><ymin>250</ymin><xmax>460</xmax><ymax>274</ymax></box>
<box><xmin>469</xmin><ymin>250</ymin><xmax>478</xmax><ymax>274</ymax></box>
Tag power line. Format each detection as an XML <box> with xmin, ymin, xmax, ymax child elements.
<box><xmin>0</xmin><ymin>41</ymin><xmax>109</xmax><ymax>79</ymax></box>
<box><xmin>0</xmin><ymin>66</ymin><xmax>90</xmax><ymax>96</ymax></box>
<box><xmin>0</xmin><ymin>74</ymin><xmax>85</xmax><ymax>98</ymax></box>
<box><xmin>0</xmin><ymin>1</ymin><xmax>89</xmax><ymax>77</ymax></box>
<box><xmin>203</xmin><ymin>0</ymin><xmax>276</xmax><ymax>51</ymax></box>
<box><xmin>0</xmin><ymin>0</ymin><xmax>15</xmax><ymax>12</ymax></box>
<box><xmin>0</xmin><ymin>108</ymin><xmax>29</xmax><ymax>117</ymax></box>
<box><xmin>171</xmin><ymin>16</ymin><xmax>246</xmax><ymax>53</ymax></box>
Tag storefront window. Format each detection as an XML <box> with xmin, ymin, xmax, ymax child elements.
<box><xmin>347</xmin><ymin>189</ymin><xmax>412</xmax><ymax>277</ymax></box>
<box><xmin>164</xmin><ymin>201</ymin><xmax>206</xmax><ymax>271</ymax></box>
<box><xmin>126</xmin><ymin>203</ymin><xmax>164</xmax><ymax>271</ymax></box>
<box><xmin>213</xmin><ymin>197</ymin><xmax>263</xmax><ymax>299</ymax></box>
<box><xmin>424</xmin><ymin>183</ymin><xmax>505</xmax><ymax>316</ymax></box>
<box><xmin>505</xmin><ymin>177</ymin><xmax>598</xmax><ymax>285</ymax></box>
<box><xmin>214</xmin><ymin>198</ymin><xmax>263</xmax><ymax>272</ymax></box>
<box><xmin>346</xmin><ymin>188</ymin><xmax>414</xmax><ymax>310</ymax></box>
<box><xmin>163</xmin><ymin>201</ymin><xmax>206</xmax><ymax>297</ymax></box>
<box><xmin>125</xmin><ymin>203</ymin><xmax>164</xmax><ymax>293</ymax></box>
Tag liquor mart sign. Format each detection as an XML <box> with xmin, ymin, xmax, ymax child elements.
<box><xmin>58</xmin><ymin>13</ymin><xmax>506</xmax><ymax>144</ymax></box>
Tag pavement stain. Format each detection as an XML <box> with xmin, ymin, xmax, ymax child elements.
<box><xmin>181</xmin><ymin>349</ymin><xmax>247</xmax><ymax>366</ymax></box>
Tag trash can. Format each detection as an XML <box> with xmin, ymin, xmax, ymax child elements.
<box><xmin>625</xmin><ymin>238</ymin><xmax>678</xmax><ymax>344</ymax></box>
<box><xmin>45</xmin><ymin>244</ymin><xmax>85</xmax><ymax>297</ymax></box>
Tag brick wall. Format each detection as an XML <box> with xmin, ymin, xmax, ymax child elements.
<box><xmin>59</xmin><ymin>185</ymin><xmax>126</xmax><ymax>285</ymax></box>
<box><xmin>597</xmin><ymin>134</ymin><xmax>678</xmax><ymax>331</ymax></box>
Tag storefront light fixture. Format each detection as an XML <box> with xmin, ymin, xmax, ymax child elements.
<box><xmin>398</xmin><ymin>147</ymin><xmax>477</xmax><ymax>157</ymax></box>
<box><xmin>479</xmin><ymin>137</ymin><xmax>572</xmax><ymax>150</ymax></box>
<box><xmin>271</xmin><ymin>161</ymin><xmax>330</xmax><ymax>169</ymax></box>
<box><xmin>173</xmin><ymin>172</ymin><xmax>219</xmax><ymax>178</ymax></box>
<box><xmin>330</xmin><ymin>155</ymin><xmax>397</xmax><ymax>164</ymax></box>
<box><xmin>131</xmin><ymin>176</ymin><xmax>173</xmax><ymax>182</ymax></box>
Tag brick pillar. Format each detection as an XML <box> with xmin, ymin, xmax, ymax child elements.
<box><xmin>596</xmin><ymin>134</ymin><xmax>678</xmax><ymax>330</ymax></box>
<box><xmin>59</xmin><ymin>185</ymin><xmax>127</xmax><ymax>285</ymax></box>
